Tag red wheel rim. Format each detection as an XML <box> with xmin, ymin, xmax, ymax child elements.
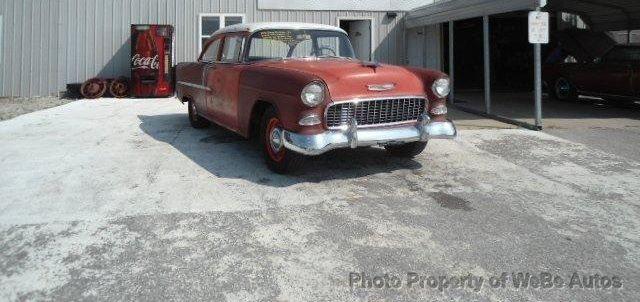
<box><xmin>265</xmin><ymin>118</ymin><xmax>285</xmax><ymax>162</ymax></box>
<box><xmin>81</xmin><ymin>78</ymin><xmax>107</xmax><ymax>99</ymax></box>
<box><xmin>109</xmin><ymin>77</ymin><xmax>129</xmax><ymax>98</ymax></box>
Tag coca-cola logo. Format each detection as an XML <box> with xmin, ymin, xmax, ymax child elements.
<box><xmin>132</xmin><ymin>54</ymin><xmax>159</xmax><ymax>70</ymax></box>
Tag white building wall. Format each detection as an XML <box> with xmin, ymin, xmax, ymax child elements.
<box><xmin>0</xmin><ymin>0</ymin><xmax>61</xmax><ymax>98</ymax></box>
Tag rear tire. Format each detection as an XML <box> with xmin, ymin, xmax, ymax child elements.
<box><xmin>188</xmin><ymin>99</ymin><xmax>210</xmax><ymax>129</ymax></box>
<box><xmin>385</xmin><ymin>141</ymin><xmax>428</xmax><ymax>158</ymax></box>
<box><xmin>552</xmin><ymin>77</ymin><xmax>578</xmax><ymax>102</ymax></box>
<box><xmin>260</xmin><ymin>107</ymin><xmax>305</xmax><ymax>174</ymax></box>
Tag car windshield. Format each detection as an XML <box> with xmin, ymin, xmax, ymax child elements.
<box><xmin>246</xmin><ymin>29</ymin><xmax>355</xmax><ymax>62</ymax></box>
<box><xmin>604</xmin><ymin>46</ymin><xmax>640</xmax><ymax>63</ymax></box>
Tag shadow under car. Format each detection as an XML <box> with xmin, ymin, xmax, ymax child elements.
<box><xmin>138</xmin><ymin>113</ymin><xmax>423</xmax><ymax>187</ymax></box>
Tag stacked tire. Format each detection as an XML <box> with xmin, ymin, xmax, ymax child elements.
<box><xmin>80</xmin><ymin>77</ymin><xmax>130</xmax><ymax>99</ymax></box>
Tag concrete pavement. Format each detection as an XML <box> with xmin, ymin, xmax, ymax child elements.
<box><xmin>1</xmin><ymin>99</ymin><xmax>639</xmax><ymax>301</ymax></box>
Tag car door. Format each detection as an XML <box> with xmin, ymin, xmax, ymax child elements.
<box><xmin>591</xmin><ymin>48</ymin><xmax>635</xmax><ymax>96</ymax></box>
<box><xmin>199</xmin><ymin>37</ymin><xmax>222</xmax><ymax>120</ymax></box>
<box><xmin>207</xmin><ymin>34</ymin><xmax>246</xmax><ymax>131</ymax></box>
<box><xmin>594</xmin><ymin>63</ymin><xmax>633</xmax><ymax>96</ymax></box>
<box><xmin>568</xmin><ymin>61</ymin><xmax>600</xmax><ymax>93</ymax></box>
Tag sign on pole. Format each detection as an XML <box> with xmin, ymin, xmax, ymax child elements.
<box><xmin>528</xmin><ymin>11</ymin><xmax>549</xmax><ymax>44</ymax></box>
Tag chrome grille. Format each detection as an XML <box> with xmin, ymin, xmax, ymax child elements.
<box><xmin>325</xmin><ymin>97</ymin><xmax>426</xmax><ymax>128</ymax></box>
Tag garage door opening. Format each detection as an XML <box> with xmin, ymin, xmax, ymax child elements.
<box><xmin>408</xmin><ymin>0</ymin><xmax>640</xmax><ymax>131</ymax></box>
<box><xmin>441</xmin><ymin>11</ymin><xmax>640</xmax><ymax>130</ymax></box>
<box><xmin>442</xmin><ymin>13</ymin><xmax>551</xmax><ymax>124</ymax></box>
<box><xmin>339</xmin><ymin>18</ymin><xmax>373</xmax><ymax>61</ymax></box>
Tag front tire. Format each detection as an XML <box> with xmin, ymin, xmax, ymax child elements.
<box><xmin>188</xmin><ymin>99</ymin><xmax>210</xmax><ymax>129</ymax></box>
<box><xmin>385</xmin><ymin>141</ymin><xmax>428</xmax><ymax>158</ymax></box>
<box><xmin>260</xmin><ymin>107</ymin><xmax>304</xmax><ymax>174</ymax></box>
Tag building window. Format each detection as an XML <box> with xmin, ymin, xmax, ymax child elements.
<box><xmin>198</xmin><ymin>14</ymin><xmax>245</xmax><ymax>53</ymax></box>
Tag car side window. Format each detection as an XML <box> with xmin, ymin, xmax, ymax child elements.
<box><xmin>201</xmin><ymin>38</ymin><xmax>221</xmax><ymax>62</ymax></box>
<box><xmin>221</xmin><ymin>35</ymin><xmax>244</xmax><ymax>63</ymax></box>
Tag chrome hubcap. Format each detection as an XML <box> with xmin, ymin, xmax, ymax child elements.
<box><xmin>270</xmin><ymin>127</ymin><xmax>283</xmax><ymax>152</ymax></box>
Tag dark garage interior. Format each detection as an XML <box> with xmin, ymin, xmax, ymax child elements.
<box><xmin>439</xmin><ymin>9</ymin><xmax>639</xmax><ymax>129</ymax></box>
<box><xmin>443</xmin><ymin>13</ymin><xmax>554</xmax><ymax>93</ymax></box>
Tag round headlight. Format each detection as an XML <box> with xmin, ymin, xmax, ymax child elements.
<box><xmin>301</xmin><ymin>82</ymin><xmax>325</xmax><ymax>107</ymax></box>
<box><xmin>432</xmin><ymin>78</ymin><xmax>451</xmax><ymax>98</ymax></box>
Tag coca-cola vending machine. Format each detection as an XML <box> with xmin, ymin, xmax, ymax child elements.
<box><xmin>131</xmin><ymin>24</ymin><xmax>174</xmax><ymax>98</ymax></box>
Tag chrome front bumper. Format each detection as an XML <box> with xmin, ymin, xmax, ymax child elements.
<box><xmin>282</xmin><ymin>114</ymin><xmax>457</xmax><ymax>156</ymax></box>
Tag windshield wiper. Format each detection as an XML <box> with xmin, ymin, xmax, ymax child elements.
<box><xmin>317</xmin><ymin>55</ymin><xmax>352</xmax><ymax>60</ymax></box>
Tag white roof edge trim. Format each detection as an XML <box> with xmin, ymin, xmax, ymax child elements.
<box><xmin>212</xmin><ymin>22</ymin><xmax>347</xmax><ymax>36</ymax></box>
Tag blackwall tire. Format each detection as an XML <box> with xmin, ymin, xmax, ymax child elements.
<box><xmin>385</xmin><ymin>141</ymin><xmax>428</xmax><ymax>158</ymax></box>
<box><xmin>260</xmin><ymin>107</ymin><xmax>304</xmax><ymax>174</ymax></box>
<box><xmin>188</xmin><ymin>100</ymin><xmax>210</xmax><ymax>129</ymax></box>
<box><xmin>553</xmin><ymin>77</ymin><xmax>578</xmax><ymax>102</ymax></box>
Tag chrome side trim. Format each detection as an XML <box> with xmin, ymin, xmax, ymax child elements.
<box><xmin>177</xmin><ymin>81</ymin><xmax>211</xmax><ymax>91</ymax></box>
<box><xmin>577</xmin><ymin>90</ymin><xmax>640</xmax><ymax>101</ymax></box>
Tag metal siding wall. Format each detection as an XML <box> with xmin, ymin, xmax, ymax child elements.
<box><xmin>2</xmin><ymin>0</ymin><xmax>405</xmax><ymax>97</ymax></box>
<box><xmin>0</xmin><ymin>0</ymin><xmax>5</xmax><ymax>96</ymax></box>
<box><xmin>54</xmin><ymin>0</ymin><xmax>257</xmax><ymax>92</ymax></box>
<box><xmin>424</xmin><ymin>24</ymin><xmax>442</xmax><ymax>70</ymax></box>
<box><xmin>0</xmin><ymin>0</ymin><xmax>60</xmax><ymax>97</ymax></box>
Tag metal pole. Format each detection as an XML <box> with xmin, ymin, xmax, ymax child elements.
<box><xmin>483</xmin><ymin>16</ymin><xmax>491</xmax><ymax>114</ymax></box>
<box><xmin>449</xmin><ymin>21</ymin><xmax>455</xmax><ymax>105</ymax></box>
<box><xmin>534</xmin><ymin>43</ymin><xmax>543</xmax><ymax>129</ymax></box>
<box><xmin>534</xmin><ymin>8</ymin><xmax>543</xmax><ymax>129</ymax></box>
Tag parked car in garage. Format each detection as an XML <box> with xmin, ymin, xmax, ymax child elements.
<box><xmin>176</xmin><ymin>22</ymin><xmax>456</xmax><ymax>173</ymax></box>
<box><xmin>544</xmin><ymin>29</ymin><xmax>640</xmax><ymax>103</ymax></box>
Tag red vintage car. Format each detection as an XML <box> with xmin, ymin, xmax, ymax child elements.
<box><xmin>544</xmin><ymin>29</ymin><xmax>640</xmax><ymax>103</ymax></box>
<box><xmin>176</xmin><ymin>23</ymin><xmax>456</xmax><ymax>173</ymax></box>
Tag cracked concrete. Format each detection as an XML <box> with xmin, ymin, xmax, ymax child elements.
<box><xmin>0</xmin><ymin>98</ymin><xmax>639</xmax><ymax>301</ymax></box>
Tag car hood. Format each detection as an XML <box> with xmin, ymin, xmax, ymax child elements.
<box><xmin>557</xmin><ymin>29</ymin><xmax>616</xmax><ymax>62</ymax></box>
<box><xmin>255</xmin><ymin>59</ymin><xmax>428</xmax><ymax>100</ymax></box>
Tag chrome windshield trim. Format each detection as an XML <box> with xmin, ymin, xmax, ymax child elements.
<box><xmin>177</xmin><ymin>81</ymin><xmax>211</xmax><ymax>91</ymax></box>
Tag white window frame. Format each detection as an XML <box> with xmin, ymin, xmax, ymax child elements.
<box><xmin>198</xmin><ymin>13</ymin><xmax>246</xmax><ymax>54</ymax></box>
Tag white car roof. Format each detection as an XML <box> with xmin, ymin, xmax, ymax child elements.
<box><xmin>212</xmin><ymin>22</ymin><xmax>347</xmax><ymax>36</ymax></box>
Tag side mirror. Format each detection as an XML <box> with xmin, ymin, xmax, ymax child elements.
<box><xmin>593</xmin><ymin>58</ymin><xmax>603</xmax><ymax>64</ymax></box>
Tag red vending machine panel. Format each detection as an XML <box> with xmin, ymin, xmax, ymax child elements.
<box><xmin>131</xmin><ymin>24</ymin><xmax>174</xmax><ymax>98</ymax></box>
